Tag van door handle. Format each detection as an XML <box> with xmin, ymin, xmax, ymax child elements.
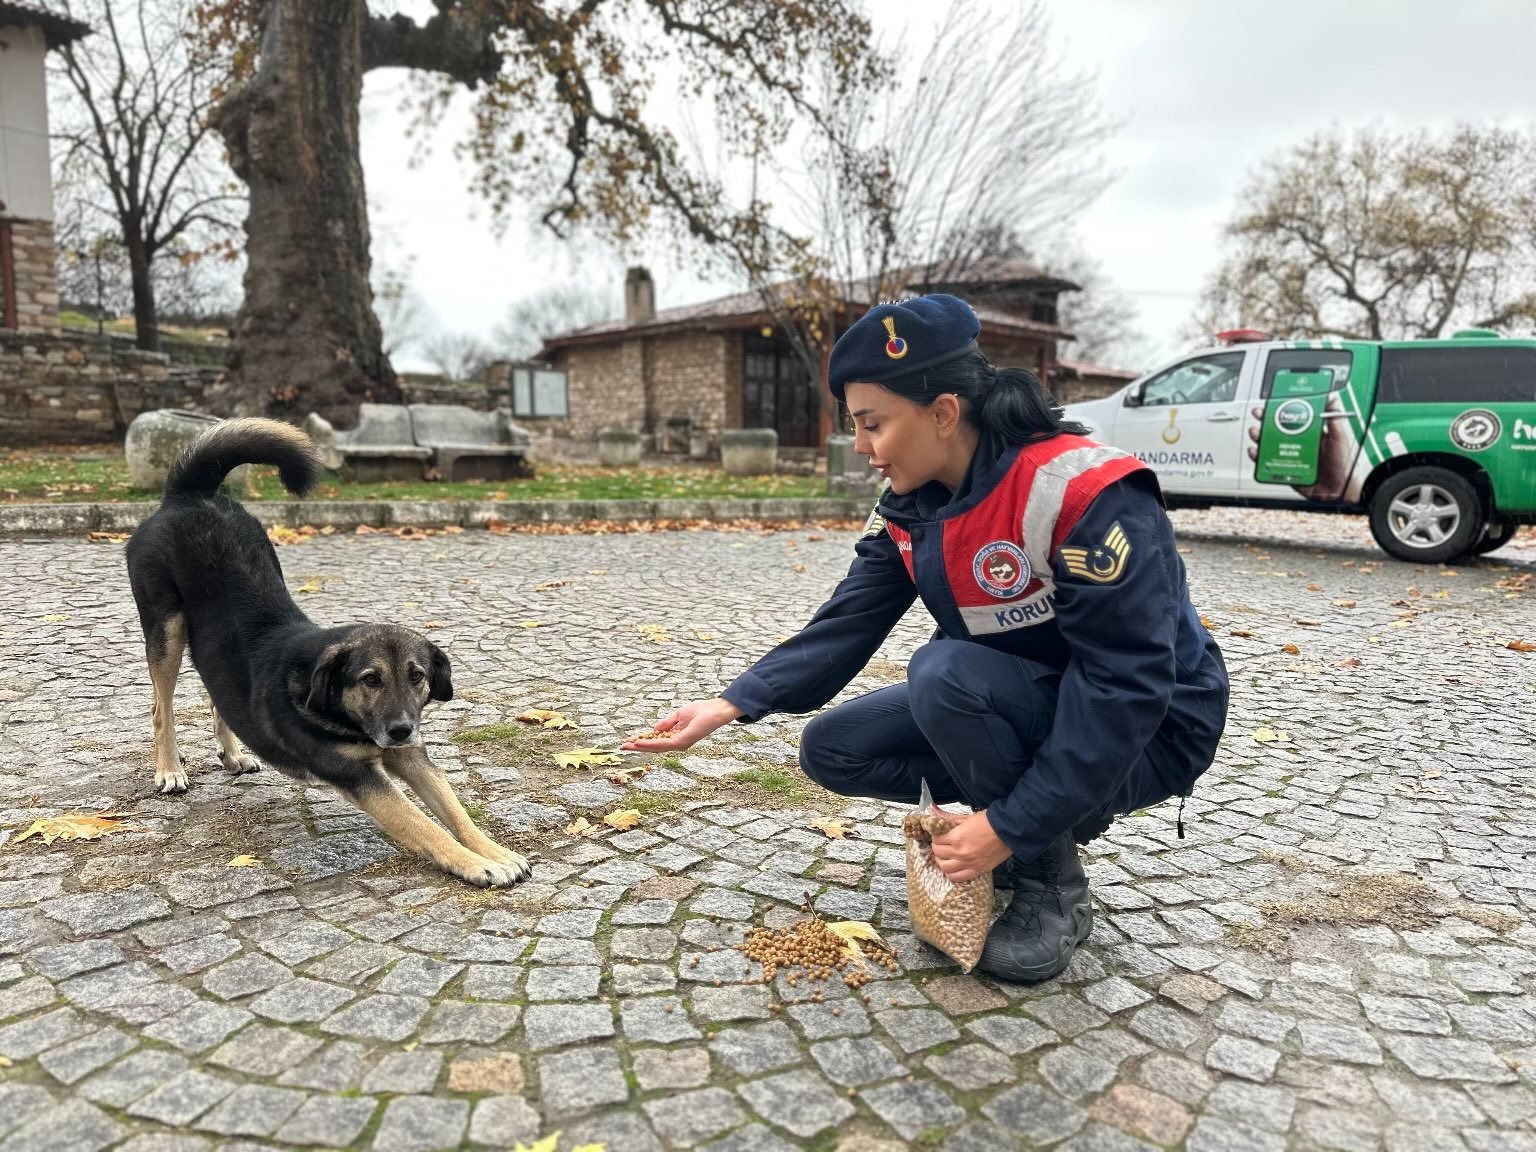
<box><xmin>1206</xmin><ymin>412</ymin><xmax>1240</xmax><ymax>423</ymax></box>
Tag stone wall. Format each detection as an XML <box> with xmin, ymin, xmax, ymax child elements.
<box><xmin>0</xmin><ymin>330</ymin><xmax>225</xmax><ymax>445</ymax></box>
<box><xmin>4</xmin><ymin>218</ymin><xmax>60</xmax><ymax>333</ymax></box>
<box><xmin>649</xmin><ymin>331</ymin><xmax>733</xmax><ymax>438</ymax></box>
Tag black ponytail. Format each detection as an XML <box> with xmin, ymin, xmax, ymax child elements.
<box><xmin>869</xmin><ymin>352</ymin><xmax>1089</xmax><ymax>445</ymax></box>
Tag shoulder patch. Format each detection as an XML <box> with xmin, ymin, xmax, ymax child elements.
<box><xmin>1060</xmin><ymin>521</ymin><xmax>1130</xmax><ymax>584</ymax></box>
<box><xmin>862</xmin><ymin>504</ymin><xmax>887</xmax><ymax>539</ymax></box>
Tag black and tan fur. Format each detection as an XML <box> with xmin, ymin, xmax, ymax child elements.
<box><xmin>126</xmin><ymin>418</ymin><xmax>530</xmax><ymax>887</ymax></box>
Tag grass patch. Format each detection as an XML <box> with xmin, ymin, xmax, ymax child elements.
<box><xmin>618</xmin><ymin>791</ymin><xmax>685</xmax><ymax>817</ymax></box>
<box><xmin>730</xmin><ymin>767</ymin><xmax>814</xmax><ymax>804</ymax></box>
<box><xmin>0</xmin><ymin>448</ymin><xmax>823</xmax><ymax>504</ymax></box>
<box><xmin>462</xmin><ymin>802</ymin><xmax>486</xmax><ymax>823</ymax></box>
<box><xmin>451</xmin><ymin>723</ymin><xmax>524</xmax><ymax>746</ymax></box>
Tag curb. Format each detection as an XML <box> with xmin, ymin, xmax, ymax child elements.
<box><xmin>0</xmin><ymin>497</ymin><xmax>875</xmax><ymax>536</ymax></box>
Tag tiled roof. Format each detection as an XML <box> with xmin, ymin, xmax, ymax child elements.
<box><xmin>1054</xmin><ymin>357</ymin><xmax>1141</xmax><ymax>382</ymax></box>
<box><xmin>0</xmin><ymin>2</ymin><xmax>91</xmax><ymax>48</ymax></box>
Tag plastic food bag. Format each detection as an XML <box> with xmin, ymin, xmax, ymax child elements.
<box><xmin>902</xmin><ymin>780</ymin><xmax>994</xmax><ymax>972</ymax></box>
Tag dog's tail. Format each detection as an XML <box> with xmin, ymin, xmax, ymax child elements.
<box><xmin>164</xmin><ymin>418</ymin><xmax>323</xmax><ymax>498</ymax></box>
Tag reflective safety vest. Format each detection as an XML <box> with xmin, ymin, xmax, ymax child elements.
<box><xmin>883</xmin><ymin>436</ymin><xmax>1148</xmax><ymax>642</ymax></box>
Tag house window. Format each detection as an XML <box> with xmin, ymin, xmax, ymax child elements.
<box><xmin>510</xmin><ymin>366</ymin><xmax>569</xmax><ymax>417</ymax></box>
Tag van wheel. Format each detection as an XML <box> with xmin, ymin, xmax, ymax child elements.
<box><xmin>1469</xmin><ymin>522</ymin><xmax>1517</xmax><ymax>556</ymax></box>
<box><xmin>1368</xmin><ymin>467</ymin><xmax>1483</xmax><ymax>563</ymax></box>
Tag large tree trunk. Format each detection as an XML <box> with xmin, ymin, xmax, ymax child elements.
<box><xmin>125</xmin><ymin>229</ymin><xmax>160</xmax><ymax>353</ymax></box>
<box><xmin>214</xmin><ymin>0</ymin><xmax>396</xmax><ymax>426</ymax></box>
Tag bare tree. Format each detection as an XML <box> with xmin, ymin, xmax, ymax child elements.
<box><xmin>50</xmin><ymin>0</ymin><xmax>243</xmax><ymax>352</ymax></box>
<box><xmin>191</xmin><ymin>0</ymin><xmax>887</xmax><ymax>424</ymax></box>
<box><xmin>712</xmin><ymin>0</ymin><xmax>1112</xmax><ymax>416</ymax></box>
<box><xmin>1198</xmin><ymin>126</ymin><xmax>1536</xmax><ymax>340</ymax></box>
<box><xmin>372</xmin><ymin>263</ymin><xmax>427</xmax><ymax>360</ymax></box>
<box><xmin>420</xmin><ymin>330</ymin><xmax>494</xmax><ymax>382</ymax></box>
<box><xmin>494</xmin><ymin>284</ymin><xmax>618</xmax><ymax>361</ymax></box>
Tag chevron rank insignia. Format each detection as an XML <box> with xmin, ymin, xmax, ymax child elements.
<box><xmin>1060</xmin><ymin>521</ymin><xmax>1130</xmax><ymax>584</ymax></box>
<box><xmin>862</xmin><ymin>505</ymin><xmax>887</xmax><ymax>538</ymax></box>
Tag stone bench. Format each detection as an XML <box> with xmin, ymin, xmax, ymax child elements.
<box><xmin>303</xmin><ymin>403</ymin><xmax>432</xmax><ymax>482</ymax></box>
<box><xmin>409</xmin><ymin>404</ymin><xmax>532</xmax><ymax>482</ymax></box>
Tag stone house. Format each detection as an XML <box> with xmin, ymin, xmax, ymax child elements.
<box><xmin>0</xmin><ymin>2</ymin><xmax>87</xmax><ymax>332</ymax></box>
<box><xmin>537</xmin><ymin>259</ymin><xmax>1097</xmax><ymax>453</ymax></box>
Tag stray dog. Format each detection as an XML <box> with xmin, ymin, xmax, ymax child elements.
<box><xmin>125</xmin><ymin>418</ymin><xmax>530</xmax><ymax>887</ymax></box>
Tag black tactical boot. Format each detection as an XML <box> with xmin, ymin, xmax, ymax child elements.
<box><xmin>978</xmin><ymin>832</ymin><xmax>1092</xmax><ymax>983</ymax></box>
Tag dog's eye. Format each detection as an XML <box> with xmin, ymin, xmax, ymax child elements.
<box><xmin>409</xmin><ymin>668</ymin><xmax>424</xmax><ymax>685</ymax></box>
<box><xmin>360</xmin><ymin>672</ymin><xmax>383</xmax><ymax>688</ymax></box>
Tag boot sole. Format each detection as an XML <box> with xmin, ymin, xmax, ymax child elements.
<box><xmin>977</xmin><ymin>899</ymin><xmax>1095</xmax><ymax>984</ymax></box>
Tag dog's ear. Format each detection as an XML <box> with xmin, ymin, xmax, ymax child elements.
<box><xmin>306</xmin><ymin>645</ymin><xmax>349</xmax><ymax>713</ymax></box>
<box><xmin>426</xmin><ymin>641</ymin><xmax>453</xmax><ymax>702</ymax></box>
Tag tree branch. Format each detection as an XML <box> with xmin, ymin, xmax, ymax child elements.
<box><xmin>361</xmin><ymin>8</ymin><xmax>501</xmax><ymax>87</ymax></box>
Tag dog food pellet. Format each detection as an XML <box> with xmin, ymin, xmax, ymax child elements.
<box><xmin>903</xmin><ymin>810</ymin><xmax>994</xmax><ymax>973</ymax></box>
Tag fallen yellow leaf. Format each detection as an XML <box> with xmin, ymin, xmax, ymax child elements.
<box><xmin>521</xmin><ymin>621</ymin><xmax>544</xmax><ymax>629</ymax></box>
<box><xmin>1508</xmin><ymin>639</ymin><xmax>1536</xmax><ymax>653</ymax></box>
<box><xmin>1430</xmin><ymin>590</ymin><xmax>1451</xmax><ymax>599</ymax></box>
<box><xmin>1294</xmin><ymin>617</ymin><xmax>1321</xmax><ymax>627</ymax></box>
<box><xmin>638</xmin><ymin>624</ymin><xmax>672</xmax><ymax>643</ymax></box>
<box><xmin>40</xmin><ymin>614</ymin><xmax>69</xmax><ymax>623</ymax></box>
<box><xmin>226</xmin><ymin>855</ymin><xmax>260</xmax><ymax>867</ymax></box>
<box><xmin>603</xmin><ymin>809</ymin><xmax>641</xmax><ymax>831</ymax></box>
<box><xmin>1306</xmin><ymin>583</ymin><xmax>1323</xmax><ymax>592</ymax></box>
<box><xmin>510</xmin><ymin>1135</ymin><xmax>559</xmax><ymax>1152</ymax></box>
<box><xmin>0</xmin><ymin>1055</ymin><xmax>11</xmax><ymax>1068</ymax></box>
<box><xmin>14</xmin><ymin>811</ymin><xmax>136</xmax><ymax>845</ymax></box>
<box><xmin>1332</xmin><ymin>599</ymin><xmax>1356</xmax><ymax>609</ymax></box>
<box><xmin>1229</xmin><ymin>629</ymin><xmax>1255</xmax><ymax>638</ymax></box>
<box><xmin>694</xmin><ymin>630</ymin><xmax>715</xmax><ymax>641</ymax></box>
<box><xmin>825</xmin><ymin>920</ymin><xmax>886</xmax><ymax>965</ymax></box>
<box><xmin>1281</xmin><ymin>643</ymin><xmax>1301</xmax><ymax>655</ymax></box>
<box><xmin>563</xmin><ymin>817</ymin><xmax>598</xmax><ymax>838</ymax></box>
<box><xmin>554</xmin><ymin>749</ymin><xmax>623</xmax><ymax>770</ymax></box>
<box><xmin>516</xmin><ymin>709</ymin><xmax>579</xmax><ymax>730</ymax></box>
<box><xmin>423</xmin><ymin>621</ymin><xmax>444</xmax><ymax>629</ymax></box>
<box><xmin>1252</xmin><ymin>727</ymin><xmax>1291</xmax><ymax>744</ymax></box>
<box><xmin>1198</xmin><ymin>615</ymin><xmax>1217</xmax><ymax>629</ymax></box>
<box><xmin>535</xmin><ymin>579</ymin><xmax>571</xmax><ymax>591</ymax></box>
<box><xmin>587</xmin><ymin>569</ymin><xmax>609</xmax><ymax>576</ymax></box>
<box><xmin>296</xmin><ymin>578</ymin><xmax>325</xmax><ymax>594</ymax></box>
<box><xmin>809</xmin><ymin>816</ymin><xmax>853</xmax><ymax>839</ymax></box>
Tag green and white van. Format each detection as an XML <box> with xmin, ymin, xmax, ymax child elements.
<box><xmin>1063</xmin><ymin>329</ymin><xmax>1536</xmax><ymax>563</ymax></box>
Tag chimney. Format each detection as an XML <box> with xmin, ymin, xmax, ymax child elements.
<box><xmin>624</xmin><ymin>266</ymin><xmax>655</xmax><ymax>326</ymax></box>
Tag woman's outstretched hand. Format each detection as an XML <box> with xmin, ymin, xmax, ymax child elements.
<box><xmin>622</xmin><ymin>697</ymin><xmax>744</xmax><ymax>753</ymax></box>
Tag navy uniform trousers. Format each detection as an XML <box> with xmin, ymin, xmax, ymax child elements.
<box><xmin>798</xmin><ymin>637</ymin><xmax>1227</xmax><ymax>846</ymax></box>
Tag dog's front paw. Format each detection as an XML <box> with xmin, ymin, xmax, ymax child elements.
<box><xmin>219</xmin><ymin>750</ymin><xmax>261</xmax><ymax>775</ymax></box>
<box><xmin>452</xmin><ymin>853</ymin><xmax>531</xmax><ymax>888</ymax></box>
<box><xmin>155</xmin><ymin>764</ymin><xmax>189</xmax><ymax>793</ymax></box>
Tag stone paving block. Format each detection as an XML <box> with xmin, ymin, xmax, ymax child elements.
<box><xmin>460</xmin><ymin>964</ymin><xmax>523</xmax><ymax>1000</ymax></box>
<box><xmin>563</xmin><ymin>1110</ymin><xmax>665</xmax><ymax>1152</ymax></box>
<box><xmin>0</xmin><ymin>1005</ymin><xmax>93</xmax><ymax>1059</ymax></box>
<box><xmin>983</xmin><ymin>1083</ymin><xmax>1088</xmax><ymax>1145</ymax></box>
<box><xmin>526</xmin><ymin>965</ymin><xmax>602</xmax><ymax>1001</ymax></box>
<box><xmin>126</xmin><ymin>1070</ymin><xmax>236</xmax><ymax>1126</ymax></box>
<box><xmin>27</xmin><ymin>940</ymin><xmax>124</xmax><ymax>980</ymax></box>
<box><xmin>42</xmin><ymin>888</ymin><xmax>170</xmax><ymax>934</ymax></box>
<box><xmin>418</xmin><ymin>1001</ymin><xmax>520</xmax><ymax>1044</ymax></box>
<box><xmin>193</xmin><ymin>1084</ymin><xmax>307</xmax><ymax>1136</ymax></box>
<box><xmin>875</xmin><ymin>1007</ymin><xmax>960</xmax><ymax>1052</ymax></box>
<box><xmin>1041</xmin><ymin>1044</ymin><xmax>1121</xmax><ymax>1097</ymax></box>
<box><xmin>691</xmin><ymin>985</ymin><xmax>773</xmax><ymax>1022</ymax></box>
<box><xmin>36</xmin><ymin>1026</ymin><xmax>137</xmax><ymax>1085</ymax></box>
<box><xmin>249</xmin><ymin>978</ymin><xmax>354</xmax><ymax>1023</ymax></box>
<box><xmin>142</xmin><ymin>1000</ymin><xmax>253</xmax><ymax>1053</ymax></box>
<box><xmin>539</xmin><ymin>1045</ymin><xmax>628</xmax><ymax>1118</ymax></box>
<box><xmin>76</xmin><ymin>1049</ymin><xmax>188</xmax><ymax>1108</ymax></box>
<box><xmin>810</xmin><ymin>1036</ymin><xmax>907</xmax><ymax>1086</ymax></box>
<box><xmin>1384</xmin><ymin>1034</ymin><xmax>1519</xmax><ymax>1084</ymax></box>
<box><xmin>1185</xmin><ymin>1115</ymin><xmax>1286</xmax><ymax>1152</ymax></box>
<box><xmin>206</xmin><ymin>1022</ymin><xmax>322</xmax><ymax>1076</ymax></box>
<box><xmin>862</xmin><ymin>1078</ymin><xmax>965</xmax><ymax>1139</ymax></box>
<box><xmin>0</xmin><ymin>1098</ymin><xmax>123</xmax><ymax>1152</ymax></box>
<box><xmin>465</xmin><ymin>1095</ymin><xmax>540</xmax><ymax>1147</ymax></box>
<box><xmin>787</xmin><ymin>998</ymin><xmax>871</xmax><ymax>1040</ymax></box>
<box><xmin>201</xmin><ymin>953</ymin><xmax>293</xmax><ymax>1000</ymax></box>
<box><xmin>155</xmin><ymin>933</ymin><xmax>242</xmax><ymax>975</ymax></box>
<box><xmin>1297</xmin><ymin>1019</ymin><xmax>1383</xmax><ymax>1065</ymax></box>
<box><xmin>612</xmin><ymin>963</ymin><xmax>676</xmax><ymax>996</ymax></box>
<box><xmin>276</xmin><ymin>1040</ymin><xmax>367</xmax><ymax>1091</ymax></box>
<box><xmin>621</xmin><ymin>995</ymin><xmax>700</xmax><ymax>1043</ymax></box>
<box><xmin>1025</xmin><ymin>994</ymin><xmax>1111</xmax><ymax>1037</ymax></box>
<box><xmin>363</xmin><ymin>1049</ymin><xmax>444</xmax><ymax>1094</ymax></box>
<box><xmin>1084</xmin><ymin>976</ymin><xmax>1153</xmax><ymax>1015</ymax></box>
<box><xmin>634</xmin><ymin>1046</ymin><xmax>711</xmax><ymax>1091</ymax></box>
<box><xmin>1361</xmin><ymin>992</ymin><xmax>1453</xmax><ymax>1035</ymax></box>
<box><xmin>162</xmin><ymin>865</ymin><xmax>290</xmax><ymax>911</ymax></box>
<box><xmin>1128</xmin><ymin>1004</ymin><xmax>1201</xmax><ymax>1051</ymax></box>
<box><xmin>274</xmin><ymin>1095</ymin><xmax>378</xmax><ymax>1148</ymax></box>
<box><xmin>0</xmin><ymin>975</ymin><xmax>56</xmax><ymax>1020</ymax></box>
<box><xmin>644</xmin><ymin>1086</ymin><xmax>747</xmax><ymax>1147</ymax></box>
<box><xmin>1205</xmin><ymin>1079</ymin><xmax>1296</xmax><ymax>1133</ymax></box>
<box><xmin>964</xmin><ymin>1013</ymin><xmax>1057</xmax><ymax>1055</ymax></box>
<box><xmin>1088</xmin><ymin>1083</ymin><xmax>1193</xmax><ymax>1146</ymax></box>
<box><xmin>0</xmin><ymin>1083</ymin><xmax>57</xmax><ymax>1137</ymax></box>
<box><xmin>377</xmin><ymin>955</ymin><xmax>464</xmax><ymax>997</ymax></box>
<box><xmin>736</xmin><ymin>1069</ymin><xmax>854</xmax><ymax>1138</ymax></box>
<box><xmin>927</xmin><ymin>1041</ymin><xmax>1016</xmax><ymax>1090</ymax></box>
<box><xmin>372</xmin><ymin>1097</ymin><xmax>469</xmax><ymax>1152</ymax></box>
<box><xmin>709</xmin><ymin>1021</ymin><xmax>801</xmax><ymax>1075</ymax></box>
<box><xmin>524</xmin><ymin>1001</ymin><xmax>616</xmax><ymax>1048</ymax></box>
<box><xmin>320</xmin><ymin>994</ymin><xmax>429</xmax><ymax>1041</ymax></box>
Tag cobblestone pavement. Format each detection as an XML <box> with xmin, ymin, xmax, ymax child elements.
<box><xmin>1</xmin><ymin>509</ymin><xmax>1534</xmax><ymax>1152</ymax></box>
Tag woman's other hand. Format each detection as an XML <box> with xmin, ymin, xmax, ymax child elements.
<box><xmin>622</xmin><ymin>697</ymin><xmax>744</xmax><ymax>752</ymax></box>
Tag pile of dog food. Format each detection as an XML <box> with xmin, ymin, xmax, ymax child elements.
<box><xmin>739</xmin><ymin>914</ymin><xmax>898</xmax><ymax>990</ymax></box>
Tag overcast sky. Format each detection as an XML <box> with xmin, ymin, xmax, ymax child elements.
<box><xmin>365</xmin><ymin>0</ymin><xmax>1536</xmax><ymax>374</ymax></box>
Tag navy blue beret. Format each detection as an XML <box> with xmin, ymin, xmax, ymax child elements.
<box><xmin>827</xmin><ymin>294</ymin><xmax>981</xmax><ymax>403</ymax></box>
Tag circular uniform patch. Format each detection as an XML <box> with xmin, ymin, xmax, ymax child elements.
<box><xmin>973</xmin><ymin>540</ymin><xmax>1031</xmax><ymax>598</ymax></box>
<box><xmin>1449</xmin><ymin>408</ymin><xmax>1502</xmax><ymax>452</ymax></box>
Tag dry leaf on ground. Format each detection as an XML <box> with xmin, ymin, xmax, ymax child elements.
<box><xmin>296</xmin><ymin>578</ymin><xmax>325</xmax><ymax>594</ymax></box>
<box><xmin>512</xmin><ymin>1134</ymin><xmax>604</xmax><ymax>1152</ymax></box>
<box><xmin>1332</xmin><ymin>599</ymin><xmax>1356</xmax><ymax>608</ymax></box>
<box><xmin>553</xmin><ymin>748</ymin><xmax>623</xmax><ymax>770</ymax></box>
<box><xmin>40</xmin><ymin>614</ymin><xmax>69</xmax><ymax>623</ymax></box>
<box><xmin>638</xmin><ymin>624</ymin><xmax>672</xmax><ymax>643</ymax></box>
<box><xmin>515</xmin><ymin>708</ymin><xmax>579</xmax><ymax>730</ymax></box>
<box><xmin>825</xmin><ymin>920</ymin><xmax>886</xmax><ymax>964</ymax></box>
<box><xmin>1338</xmin><ymin>657</ymin><xmax>1363</xmax><ymax>668</ymax></box>
<box><xmin>1507</xmin><ymin>639</ymin><xmax>1536</xmax><ymax>653</ymax></box>
<box><xmin>86</xmin><ymin>531</ymin><xmax>131</xmax><ymax>543</ymax></box>
<box><xmin>604</xmin><ymin>765</ymin><xmax>650</xmax><ymax>785</ymax></box>
<box><xmin>1229</xmin><ymin>628</ymin><xmax>1255</xmax><ymax>638</ymax></box>
<box><xmin>809</xmin><ymin>816</ymin><xmax>854</xmax><ymax>839</ymax></box>
<box><xmin>1199</xmin><ymin>615</ymin><xmax>1217</xmax><ymax>629</ymax></box>
<box><xmin>14</xmin><ymin>811</ymin><xmax>135</xmax><ymax>845</ymax></box>
<box><xmin>520</xmin><ymin>621</ymin><xmax>544</xmax><ymax>629</ymax></box>
<box><xmin>1281</xmin><ymin>643</ymin><xmax>1300</xmax><ymax>655</ymax></box>
<box><xmin>1252</xmin><ymin>727</ymin><xmax>1291</xmax><ymax>744</ymax></box>
<box><xmin>603</xmin><ymin>810</ymin><xmax>641</xmax><ymax>831</ymax></box>
<box><xmin>562</xmin><ymin>817</ymin><xmax>598</xmax><ymax>838</ymax></box>
<box><xmin>534</xmin><ymin>579</ymin><xmax>571</xmax><ymax>591</ymax></box>
<box><xmin>226</xmin><ymin>855</ymin><xmax>260</xmax><ymax>867</ymax></box>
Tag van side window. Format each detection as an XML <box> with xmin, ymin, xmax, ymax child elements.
<box><xmin>1132</xmin><ymin>352</ymin><xmax>1245</xmax><ymax>407</ymax></box>
<box><xmin>1260</xmin><ymin>350</ymin><xmax>1353</xmax><ymax>398</ymax></box>
<box><xmin>1380</xmin><ymin>347</ymin><xmax>1536</xmax><ymax>404</ymax></box>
